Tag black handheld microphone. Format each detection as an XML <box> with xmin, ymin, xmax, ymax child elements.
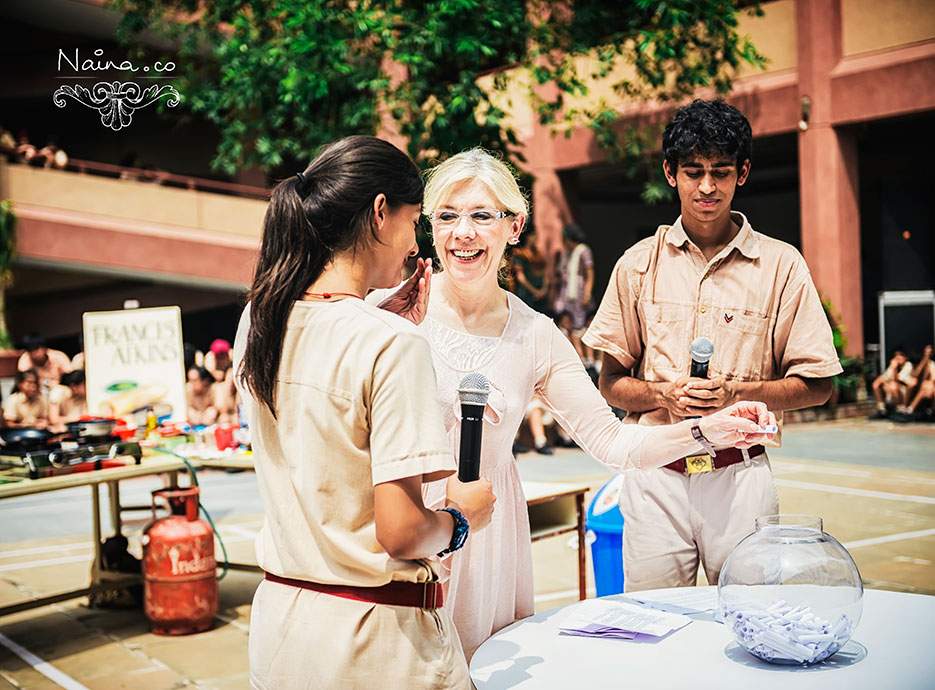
<box><xmin>689</xmin><ymin>337</ymin><xmax>714</xmax><ymax>379</ymax></box>
<box><xmin>457</xmin><ymin>373</ymin><xmax>489</xmax><ymax>482</ymax></box>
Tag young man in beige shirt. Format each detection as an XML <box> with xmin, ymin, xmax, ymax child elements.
<box><xmin>583</xmin><ymin>99</ymin><xmax>842</xmax><ymax>592</ymax></box>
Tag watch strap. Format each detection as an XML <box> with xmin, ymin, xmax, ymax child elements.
<box><xmin>436</xmin><ymin>507</ymin><xmax>469</xmax><ymax>557</ymax></box>
<box><xmin>691</xmin><ymin>423</ymin><xmax>718</xmax><ymax>458</ymax></box>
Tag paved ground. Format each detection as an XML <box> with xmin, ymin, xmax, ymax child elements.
<box><xmin>0</xmin><ymin>419</ymin><xmax>932</xmax><ymax>688</ymax></box>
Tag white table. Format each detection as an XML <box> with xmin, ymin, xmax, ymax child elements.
<box><xmin>470</xmin><ymin>587</ymin><xmax>935</xmax><ymax>689</ymax></box>
<box><xmin>0</xmin><ymin>456</ymin><xmax>188</xmax><ymax>616</ymax></box>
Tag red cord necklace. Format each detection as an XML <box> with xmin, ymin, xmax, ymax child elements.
<box><xmin>305</xmin><ymin>290</ymin><xmax>364</xmax><ymax>300</ymax></box>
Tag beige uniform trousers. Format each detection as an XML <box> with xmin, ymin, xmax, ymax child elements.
<box><xmin>620</xmin><ymin>453</ymin><xmax>779</xmax><ymax>592</ymax></box>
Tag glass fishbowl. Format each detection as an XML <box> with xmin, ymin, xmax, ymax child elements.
<box><xmin>718</xmin><ymin>515</ymin><xmax>863</xmax><ymax>665</ymax></box>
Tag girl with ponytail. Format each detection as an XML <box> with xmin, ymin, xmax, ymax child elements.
<box><xmin>234</xmin><ymin>136</ymin><xmax>494</xmax><ymax>689</ymax></box>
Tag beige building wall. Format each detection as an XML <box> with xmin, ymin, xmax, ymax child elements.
<box><xmin>735</xmin><ymin>0</ymin><xmax>798</xmax><ymax>77</ymax></box>
<box><xmin>842</xmin><ymin>0</ymin><xmax>935</xmax><ymax>56</ymax></box>
<box><xmin>2</xmin><ymin>164</ymin><xmax>266</xmax><ymax>242</ymax></box>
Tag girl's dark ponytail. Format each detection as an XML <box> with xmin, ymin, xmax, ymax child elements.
<box><xmin>239</xmin><ymin>136</ymin><xmax>422</xmax><ymax>417</ymax></box>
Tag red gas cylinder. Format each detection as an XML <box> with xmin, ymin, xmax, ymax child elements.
<box><xmin>142</xmin><ymin>487</ymin><xmax>217</xmax><ymax>634</ymax></box>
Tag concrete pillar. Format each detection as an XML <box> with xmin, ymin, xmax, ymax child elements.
<box><xmin>796</xmin><ymin>0</ymin><xmax>864</xmax><ymax>355</ymax></box>
<box><xmin>531</xmin><ymin>168</ymin><xmax>572</xmax><ymax>262</ymax></box>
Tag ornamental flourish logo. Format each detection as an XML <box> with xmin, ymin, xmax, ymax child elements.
<box><xmin>54</xmin><ymin>82</ymin><xmax>180</xmax><ymax>131</ymax></box>
<box><xmin>52</xmin><ymin>49</ymin><xmax>181</xmax><ymax>131</ymax></box>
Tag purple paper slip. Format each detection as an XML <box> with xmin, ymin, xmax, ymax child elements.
<box><xmin>558</xmin><ymin>600</ymin><xmax>692</xmax><ymax>639</ymax></box>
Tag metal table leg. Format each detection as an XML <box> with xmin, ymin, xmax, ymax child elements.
<box><xmin>91</xmin><ymin>483</ymin><xmax>103</xmax><ymax>574</ymax></box>
<box><xmin>108</xmin><ymin>480</ymin><xmax>122</xmax><ymax>535</ymax></box>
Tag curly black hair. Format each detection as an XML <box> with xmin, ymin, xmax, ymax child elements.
<box><xmin>663</xmin><ymin>99</ymin><xmax>752</xmax><ymax>174</ymax></box>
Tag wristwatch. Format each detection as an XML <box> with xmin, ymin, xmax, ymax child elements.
<box><xmin>691</xmin><ymin>423</ymin><xmax>718</xmax><ymax>458</ymax></box>
<box><xmin>436</xmin><ymin>507</ymin><xmax>470</xmax><ymax>557</ymax></box>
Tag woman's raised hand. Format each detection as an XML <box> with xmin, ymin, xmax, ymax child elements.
<box><xmin>377</xmin><ymin>258</ymin><xmax>432</xmax><ymax>325</ymax></box>
<box><xmin>697</xmin><ymin>400</ymin><xmax>777</xmax><ymax>449</ymax></box>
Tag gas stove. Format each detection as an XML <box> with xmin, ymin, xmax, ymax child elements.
<box><xmin>0</xmin><ymin>436</ymin><xmax>143</xmax><ymax>479</ymax></box>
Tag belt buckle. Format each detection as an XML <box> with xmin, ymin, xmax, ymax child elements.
<box><xmin>685</xmin><ymin>453</ymin><xmax>713</xmax><ymax>475</ymax></box>
<box><xmin>422</xmin><ymin>582</ymin><xmax>437</xmax><ymax>610</ymax></box>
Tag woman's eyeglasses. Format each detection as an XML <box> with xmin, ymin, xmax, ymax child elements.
<box><xmin>426</xmin><ymin>209</ymin><xmax>515</xmax><ymax>228</ymax></box>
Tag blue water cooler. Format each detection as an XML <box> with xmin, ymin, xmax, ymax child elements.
<box><xmin>586</xmin><ymin>474</ymin><xmax>625</xmax><ymax>596</ymax></box>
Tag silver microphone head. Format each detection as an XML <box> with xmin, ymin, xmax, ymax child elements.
<box><xmin>690</xmin><ymin>336</ymin><xmax>714</xmax><ymax>363</ymax></box>
<box><xmin>458</xmin><ymin>373</ymin><xmax>490</xmax><ymax>406</ymax></box>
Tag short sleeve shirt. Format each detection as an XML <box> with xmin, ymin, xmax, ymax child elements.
<box><xmin>3</xmin><ymin>392</ymin><xmax>49</xmax><ymax>426</ymax></box>
<box><xmin>59</xmin><ymin>393</ymin><xmax>89</xmax><ymax>420</ymax></box>
<box><xmin>233</xmin><ymin>300</ymin><xmax>456</xmax><ymax>587</ymax></box>
<box><xmin>583</xmin><ymin>212</ymin><xmax>842</xmax><ymax>442</ymax></box>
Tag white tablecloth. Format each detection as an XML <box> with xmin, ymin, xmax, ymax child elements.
<box><xmin>470</xmin><ymin>587</ymin><xmax>935</xmax><ymax>689</ymax></box>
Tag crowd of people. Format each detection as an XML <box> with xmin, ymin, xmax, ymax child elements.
<box><xmin>0</xmin><ymin>330</ymin><xmax>240</xmax><ymax>431</ymax></box>
<box><xmin>871</xmin><ymin>344</ymin><xmax>935</xmax><ymax>422</ymax></box>
<box><xmin>0</xmin><ymin>127</ymin><xmax>69</xmax><ymax>169</ymax></box>
<box><xmin>2</xmin><ymin>333</ymin><xmax>86</xmax><ymax>430</ymax></box>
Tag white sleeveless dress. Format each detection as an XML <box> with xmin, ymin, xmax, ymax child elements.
<box><xmin>420</xmin><ymin>292</ymin><xmax>652</xmax><ymax>659</ymax></box>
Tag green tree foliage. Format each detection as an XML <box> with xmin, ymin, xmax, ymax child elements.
<box><xmin>0</xmin><ymin>200</ymin><xmax>18</xmax><ymax>349</ymax></box>
<box><xmin>111</xmin><ymin>0</ymin><xmax>764</xmax><ymax>189</ymax></box>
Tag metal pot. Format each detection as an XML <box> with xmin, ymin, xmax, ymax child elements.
<box><xmin>0</xmin><ymin>427</ymin><xmax>56</xmax><ymax>450</ymax></box>
<box><xmin>66</xmin><ymin>417</ymin><xmax>118</xmax><ymax>439</ymax></box>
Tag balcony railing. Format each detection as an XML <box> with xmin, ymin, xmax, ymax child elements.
<box><xmin>62</xmin><ymin>158</ymin><xmax>270</xmax><ymax>200</ymax></box>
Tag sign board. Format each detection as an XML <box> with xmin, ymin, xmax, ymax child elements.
<box><xmin>83</xmin><ymin>306</ymin><xmax>187</xmax><ymax>422</ymax></box>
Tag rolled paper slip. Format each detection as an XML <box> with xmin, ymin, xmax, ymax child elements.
<box><xmin>755</xmin><ymin>424</ymin><xmax>779</xmax><ymax>434</ymax></box>
<box><xmin>721</xmin><ymin>601</ymin><xmax>853</xmax><ymax>664</ymax></box>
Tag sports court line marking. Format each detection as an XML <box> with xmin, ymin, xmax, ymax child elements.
<box><xmin>843</xmin><ymin>528</ymin><xmax>935</xmax><ymax>550</ymax></box>
<box><xmin>773</xmin><ymin>478</ymin><xmax>935</xmax><ymax>504</ymax></box>
<box><xmin>0</xmin><ymin>631</ymin><xmax>89</xmax><ymax>690</ymax></box>
<box><xmin>772</xmin><ymin>459</ymin><xmax>935</xmax><ymax>483</ymax></box>
<box><xmin>0</xmin><ymin>554</ymin><xmax>90</xmax><ymax>572</ymax></box>
<box><xmin>0</xmin><ymin>542</ymin><xmax>92</xmax><ymax>559</ymax></box>
<box><xmin>771</xmin><ymin>461</ymin><xmax>874</xmax><ymax>478</ymax></box>
<box><xmin>535</xmin><ymin>588</ymin><xmax>595</xmax><ymax>604</ymax></box>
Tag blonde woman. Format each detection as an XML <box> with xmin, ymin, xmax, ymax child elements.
<box><xmin>398</xmin><ymin>149</ymin><xmax>777</xmax><ymax>659</ymax></box>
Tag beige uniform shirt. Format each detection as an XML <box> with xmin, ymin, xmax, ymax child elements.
<box><xmin>3</xmin><ymin>392</ymin><xmax>49</xmax><ymax>426</ymax></box>
<box><xmin>583</xmin><ymin>212</ymin><xmax>842</xmax><ymax>444</ymax></box>
<box><xmin>234</xmin><ymin>299</ymin><xmax>456</xmax><ymax>587</ymax></box>
<box><xmin>59</xmin><ymin>392</ymin><xmax>89</xmax><ymax>421</ymax></box>
<box><xmin>883</xmin><ymin>360</ymin><xmax>915</xmax><ymax>385</ymax></box>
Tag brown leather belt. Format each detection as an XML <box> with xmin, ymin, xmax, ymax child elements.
<box><xmin>663</xmin><ymin>445</ymin><xmax>765</xmax><ymax>475</ymax></box>
<box><xmin>264</xmin><ymin>572</ymin><xmax>443</xmax><ymax>610</ymax></box>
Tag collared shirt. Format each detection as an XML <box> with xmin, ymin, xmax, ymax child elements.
<box><xmin>233</xmin><ymin>300</ymin><xmax>455</xmax><ymax>587</ymax></box>
<box><xmin>583</xmin><ymin>212</ymin><xmax>842</xmax><ymax>444</ymax></box>
<box><xmin>883</xmin><ymin>360</ymin><xmax>915</xmax><ymax>386</ymax></box>
<box><xmin>3</xmin><ymin>392</ymin><xmax>49</xmax><ymax>426</ymax></box>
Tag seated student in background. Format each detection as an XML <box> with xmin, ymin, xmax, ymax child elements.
<box><xmin>186</xmin><ymin>366</ymin><xmax>219</xmax><ymax>426</ymax></box>
<box><xmin>49</xmin><ymin>370</ymin><xmax>89</xmax><ymax>431</ymax></box>
<box><xmin>203</xmin><ymin>339</ymin><xmax>233</xmax><ymax>383</ymax></box>
<box><xmin>17</xmin><ymin>332</ymin><xmax>71</xmax><ymax>393</ymax></box>
<box><xmin>204</xmin><ymin>339</ymin><xmax>238</xmax><ymax>423</ymax></box>
<box><xmin>870</xmin><ymin>348</ymin><xmax>916</xmax><ymax>419</ymax></box>
<box><xmin>893</xmin><ymin>345</ymin><xmax>935</xmax><ymax>423</ymax></box>
<box><xmin>4</xmin><ymin>370</ymin><xmax>49</xmax><ymax>428</ymax></box>
<box><xmin>213</xmin><ymin>374</ymin><xmax>239</xmax><ymax>424</ymax></box>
